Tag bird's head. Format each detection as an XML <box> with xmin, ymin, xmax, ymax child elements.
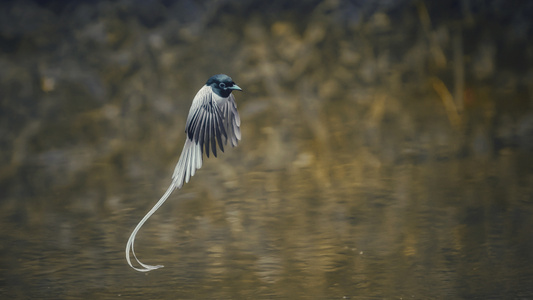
<box><xmin>206</xmin><ymin>74</ymin><xmax>242</xmax><ymax>98</ymax></box>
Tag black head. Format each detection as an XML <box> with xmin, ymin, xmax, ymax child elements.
<box><xmin>206</xmin><ymin>74</ymin><xmax>242</xmax><ymax>98</ymax></box>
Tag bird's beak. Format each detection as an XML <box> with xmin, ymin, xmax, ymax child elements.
<box><xmin>229</xmin><ymin>84</ymin><xmax>242</xmax><ymax>91</ymax></box>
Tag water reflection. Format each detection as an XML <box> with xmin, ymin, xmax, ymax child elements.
<box><xmin>2</xmin><ymin>149</ymin><xmax>533</xmax><ymax>298</ymax></box>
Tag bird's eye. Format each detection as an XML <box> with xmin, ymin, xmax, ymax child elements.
<box><xmin>219</xmin><ymin>83</ymin><xmax>226</xmax><ymax>89</ymax></box>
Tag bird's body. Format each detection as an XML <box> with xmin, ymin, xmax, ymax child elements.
<box><xmin>126</xmin><ymin>74</ymin><xmax>242</xmax><ymax>272</ymax></box>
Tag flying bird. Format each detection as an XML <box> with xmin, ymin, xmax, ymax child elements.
<box><xmin>126</xmin><ymin>74</ymin><xmax>242</xmax><ymax>272</ymax></box>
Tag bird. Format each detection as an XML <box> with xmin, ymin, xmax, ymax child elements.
<box><xmin>125</xmin><ymin>74</ymin><xmax>242</xmax><ymax>272</ymax></box>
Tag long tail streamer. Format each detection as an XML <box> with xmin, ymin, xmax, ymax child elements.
<box><xmin>125</xmin><ymin>139</ymin><xmax>201</xmax><ymax>272</ymax></box>
<box><xmin>125</xmin><ymin>182</ymin><xmax>175</xmax><ymax>272</ymax></box>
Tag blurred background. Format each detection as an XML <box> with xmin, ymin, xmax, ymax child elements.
<box><xmin>1</xmin><ymin>0</ymin><xmax>533</xmax><ymax>298</ymax></box>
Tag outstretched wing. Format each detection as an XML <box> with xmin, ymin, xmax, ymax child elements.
<box><xmin>185</xmin><ymin>85</ymin><xmax>228</xmax><ymax>158</ymax></box>
<box><xmin>221</xmin><ymin>93</ymin><xmax>241</xmax><ymax>147</ymax></box>
<box><xmin>173</xmin><ymin>85</ymin><xmax>241</xmax><ymax>190</ymax></box>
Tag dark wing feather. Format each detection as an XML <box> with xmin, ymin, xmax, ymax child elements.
<box><xmin>205</xmin><ymin>108</ymin><xmax>212</xmax><ymax>158</ymax></box>
<box><xmin>211</xmin><ymin>115</ymin><xmax>217</xmax><ymax>158</ymax></box>
<box><xmin>215</xmin><ymin>112</ymin><xmax>225</xmax><ymax>153</ymax></box>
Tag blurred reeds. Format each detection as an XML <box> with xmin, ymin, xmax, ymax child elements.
<box><xmin>0</xmin><ymin>0</ymin><xmax>531</xmax><ymax>211</ymax></box>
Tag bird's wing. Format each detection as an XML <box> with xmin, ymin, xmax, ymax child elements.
<box><xmin>185</xmin><ymin>85</ymin><xmax>228</xmax><ymax>158</ymax></box>
<box><xmin>173</xmin><ymin>85</ymin><xmax>239</xmax><ymax>190</ymax></box>
<box><xmin>221</xmin><ymin>93</ymin><xmax>241</xmax><ymax>147</ymax></box>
